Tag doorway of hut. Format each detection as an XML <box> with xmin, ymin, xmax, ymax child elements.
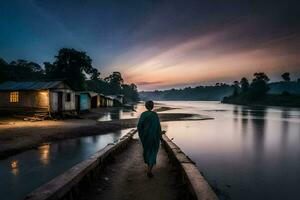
<box><xmin>91</xmin><ymin>96</ymin><xmax>98</xmax><ymax>108</ymax></box>
<box><xmin>75</xmin><ymin>95</ymin><xmax>80</xmax><ymax>113</ymax></box>
<box><xmin>57</xmin><ymin>92</ymin><xmax>63</xmax><ymax>113</ymax></box>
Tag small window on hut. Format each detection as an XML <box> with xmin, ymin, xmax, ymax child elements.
<box><xmin>10</xmin><ymin>91</ymin><xmax>19</xmax><ymax>103</ymax></box>
<box><xmin>66</xmin><ymin>93</ymin><xmax>71</xmax><ymax>102</ymax></box>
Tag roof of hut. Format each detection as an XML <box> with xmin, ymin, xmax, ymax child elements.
<box><xmin>0</xmin><ymin>81</ymin><xmax>65</xmax><ymax>91</ymax></box>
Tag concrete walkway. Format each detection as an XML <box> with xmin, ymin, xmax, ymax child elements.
<box><xmin>80</xmin><ymin>139</ymin><xmax>185</xmax><ymax>200</ymax></box>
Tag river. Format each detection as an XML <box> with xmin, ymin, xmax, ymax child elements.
<box><xmin>0</xmin><ymin>129</ymin><xmax>133</xmax><ymax>200</ymax></box>
<box><xmin>159</xmin><ymin>101</ymin><xmax>300</xmax><ymax>200</ymax></box>
<box><xmin>1</xmin><ymin>101</ymin><xmax>300</xmax><ymax>200</ymax></box>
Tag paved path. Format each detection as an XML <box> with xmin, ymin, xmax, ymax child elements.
<box><xmin>80</xmin><ymin>139</ymin><xmax>185</xmax><ymax>200</ymax></box>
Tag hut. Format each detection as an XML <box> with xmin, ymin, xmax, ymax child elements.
<box><xmin>99</xmin><ymin>94</ymin><xmax>106</xmax><ymax>107</ymax></box>
<box><xmin>105</xmin><ymin>96</ymin><xmax>114</xmax><ymax>107</ymax></box>
<box><xmin>107</xmin><ymin>95</ymin><xmax>125</xmax><ymax>107</ymax></box>
<box><xmin>0</xmin><ymin>81</ymin><xmax>75</xmax><ymax>114</ymax></box>
<box><xmin>90</xmin><ymin>92</ymin><xmax>100</xmax><ymax>108</ymax></box>
<box><xmin>75</xmin><ymin>92</ymin><xmax>91</xmax><ymax>113</ymax></box>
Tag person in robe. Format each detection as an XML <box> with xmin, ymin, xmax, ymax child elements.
<box><xmin>137</xmin><ymin>101</ymin><xmax>164</xmax><ymax>178</ymax></box>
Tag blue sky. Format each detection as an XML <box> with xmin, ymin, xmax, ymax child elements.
<box><xmin>1</xmin><ymin>0</ymin><xmax>300</xmax><ymax>90</ymax></box>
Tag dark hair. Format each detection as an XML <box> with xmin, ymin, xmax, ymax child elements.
<box><xmin>145</xmin><ymin>101</ymin><xmax>154</xmax><ymax>111</ymax></box>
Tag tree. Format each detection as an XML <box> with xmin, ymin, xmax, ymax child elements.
<box><xmin>0</xmin><ymin>58</ymin><xmax>8</xmax><ymax>83</ymax></box>
<box><xmin>45</xmin><ymin>48</ymin><xmax>95</xmax><ymax>90</ymax></box>
<box><xmin>249</xmin><ymin>72</ymin><xmax>270</xmax><ymax>99</ymax></box>
<box><xmin>0</xmin><ymin>58</ymin><xmax>45</xmax><ymax>82</ymax></box>
<box><xmin>232</xmin><ymin>80</ymin><xmax>240</xmax><ymax>96</ymax></box>
<box><xmin>240</xmin><ymin>77</ymin><xmax>249</xmax><ymax>92</ymax></box>
<box><xmin>281</xmin><ymin>72</ymin><xmax>291</xmax><ymax>82</ymax></box>
<box><xmin>90</xmin><ymin>68</ymin><xmax>101</xmax><ymax>80</ymax></box>
<box><xmin>122</xmin><ymin>83</ymin><xmax>139</xmax><ymax>102</ymax></box>
<box><xmin>104</xmin><ymin>72</ymin><xmax>124</xmax><ymax>94</ymax></box>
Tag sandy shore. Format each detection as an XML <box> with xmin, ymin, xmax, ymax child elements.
<box><xmin>0</xmin><ymin>106</ymin><xmax>212</xmax><ymax>159</ymax></box>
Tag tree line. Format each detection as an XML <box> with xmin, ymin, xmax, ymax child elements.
<box><xmin>222</xmin><ymin>72</ymin><xmax>300</xmax><ymax>107</ymax></box>
<box><xmin>140</xmin><ymin>72</ymin><xmax>300</xmax><ymax>102</ymax></box>
<box><xmin>0</xmin><ymin>48</ymin><xmax>139</xmax><ymax>102</ymax></box>
<box><xmin>231</xmin><ymin>72</ymin><xmax>298</xmax><ymax>99</ymax></box>
<box><xmin>139</xmin><ymin>84</ymin><xmax>233</xmax><ymax>101</ymax></box>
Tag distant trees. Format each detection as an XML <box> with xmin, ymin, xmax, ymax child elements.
<box><xmin>139</xmin><ymin>84</ymin><xmax>233</xmax><ymax>101</ymax></box>
<box><xmin>232</xmin><ymin>81</ymin><xmax>240</xmax><ymax>96</ymax></box>
<box><xmin>86</xmin><ymin>72</ymin><xmax>139</xmax><ymax>102</ymax></box>
<box><xmin>240</xmin><ymin>77</ymin><xmax>249</xmax><ymax>92</ymax></box>
<box><xmin>223</xmin><ymin>72</ymin><xmax>271</xmax><ymax>103</ymax></box>
<box><xmin>249</xmin><ymin>72</ymin><xmax>270</xmax><ymax>98</ymax></box>
<box><xmin>0</xmin><ymin>48</ymin><xmax>139</xmax><ymax>102</ymax></box>
<box><xmin>281</xmin><ymin>72</ymin><xmax>291</xmax><ymax>82</ymax></box>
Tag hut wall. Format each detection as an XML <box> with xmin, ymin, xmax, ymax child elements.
<box><xmin>106</xmin><ymin>99</ymin><xmax>113</xmax><ymax>107</ymax></box>
<box><xmin>0</xmin><ymin>90</ymin><xmax>49</xmax><ymax>112</ymax></box>
<box><xmin>99</xmin><ymin>96</ymin><xmax>106</xmax><ymax>107</ymax></box>
<box><xmin>91</xmin><ymin>95</ymin><xmax>100</xmax><ymax>108</ymax></box>
<box><xmin>50</xmin><ymin>89</ymin><xmax>75</xmax><ymax>112</ymax></box>
<box><xmin>80</xmin><ymin>94</ymin><xmax>91</xmax><ymax>111</ymax></box>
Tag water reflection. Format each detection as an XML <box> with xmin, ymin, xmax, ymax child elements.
<box><xmin>0</xmin><ymin>129</ymin><xmax>132</xmax><ymax>200</ymax></box>
<box><xmin>280</xmin><ymin>109</ymin><xmax>290</xmax><ymax>150</ymax></box>
<box><xmin>11</xmin><ymin>160</ymin><xmax>19</xmax><ymax>176</ymax></box>
<box><xmin>98</xmin><ymin>104</ymin><xmax>145</xmax><ymax>121</ymax></box>
<box><xmin>38</xmin><ymin>144</ymin><xmax>50</xmax><ymax>165</ymax></box>
<box><xmin>250</xmin><ymin>107</ymin><xmax>266</xmax><ymax>161</ymax></box>
<box><xmin>157</xmin><ymin>101</ymin><xmax>300</xmax><ymax>200</ymax></box>
<box><xmin>241</xmin><ymin>106</ymin><xmax>249</xmax><ymax>137</ymax></box>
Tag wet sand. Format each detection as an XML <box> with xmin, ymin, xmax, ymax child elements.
<box><xmin>0</xmin><ymin>107</ymin><xmax>212</xmax><ymax>159</ymax></box>
<box><xmin>79</xmin><ymin>139</ymin><xmax>186</xmax><ymax>200</ymax></box>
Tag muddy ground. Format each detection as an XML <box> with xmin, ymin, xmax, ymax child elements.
<box><xmin>0</xmin><ymin>106</ymin><xmax>212</xmax><ymax>159</ymax></box>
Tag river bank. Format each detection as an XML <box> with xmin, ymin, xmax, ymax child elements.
<box><xmin>222</xmin><ymin>93</ymin><xmax>300</xmax><ymax>108</ymax></box>
<box><xmin>0</xmin><ymin>105</ymin><xmax>212</xmax><ymax>159</ymax></box>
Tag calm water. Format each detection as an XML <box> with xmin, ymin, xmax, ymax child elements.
<box><xmin>1</xmin><ymin>101</ymin><xmax>300</xmax><ymax>200</ymax></box>
<box><xmin>159</xmin><ymin>101</ymin><xmax>300</xmax><ymax>200</ymax></box>
<box><xmin>0</xmin><ymin>129</ymin><xmax>132</xmax><ymax>200</ymax></box>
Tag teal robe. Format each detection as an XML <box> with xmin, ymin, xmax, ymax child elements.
<box><xmin>137</xmin><ymin>111</ymin><xmax>162</xmax><ymax>167</ymax></box>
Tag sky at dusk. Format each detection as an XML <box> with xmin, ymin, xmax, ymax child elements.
<box><xmin>1</xmin><ymin>0</ymin><xmax>300</xmax><ymax>90</ymax></box>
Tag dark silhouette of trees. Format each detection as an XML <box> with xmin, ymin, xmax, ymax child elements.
<box><xmin>0</xmin><ymin>58</ymin><xmax>45</xmax><ymax>83</ymax></box>
<box><xmin>281</xmin><ymin>72</ymin><xmax>291</xmax><ymax>82</ymax></box>
<box><xmin>0</xmin><ymin>48</ymin><xmax>140</xmax><ymax>102</ymax></box>
<box><xmin>104</xmin><ymin>72</ymin><xmax>124</xmax><ymax>94</ymax></box>
<box><xmin>232</xmin><ymin>80</ymin><xmax>240</xmax><ymax>96</ymax></box>
<box><xmin>86</xmin><ymin>72</ymin><xmax>139</xmax><ymax>102</ymax></box>
<box><xmin>90</xmin><ymin>68</ymin><xmax>101</xmax><ymax>80</ymax></box>
<box><xmin>249</xmin><ymin>72</ymin><xmax>270</xmax><ymax>99</ymax></box>
<box><xmin>140</xmin><ymin>84</ymin><xmax>233</xmax><ymax>101</ymax></box>
<box><xmin>122</xmin><ymin>83</ymin><xmax>139</xmax><ymax>102</ymax></box>
<box><xmin>45</xmin><ymin>48</ymin><xmax>94</xmax><ymax>90</ymax></box>
<box><xmin>240</xmin><ymin>77</ymin><xmax>249</xmax><ymax>92</ymax></box>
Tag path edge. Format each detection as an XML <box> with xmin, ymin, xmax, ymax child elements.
<box><xmin>161</xmin><ymin>134</ymin><xmax>219</xmax><ymax>200</ymax></box>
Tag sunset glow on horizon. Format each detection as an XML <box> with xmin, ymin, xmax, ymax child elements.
<box><xmin>1</xmin><ymin>0</ymin><xmax>300</xmax><ymax>90</ymax></box>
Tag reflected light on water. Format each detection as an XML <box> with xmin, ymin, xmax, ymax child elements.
<box><xmin>38</xmin><ymin>144</ymin><xmax>50</xmax><ymax>165</ymax></box>
<box><xmin>10</xmin><ymin>160</ymin><xmax>19</xmax><ymax>176</ymax></box>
